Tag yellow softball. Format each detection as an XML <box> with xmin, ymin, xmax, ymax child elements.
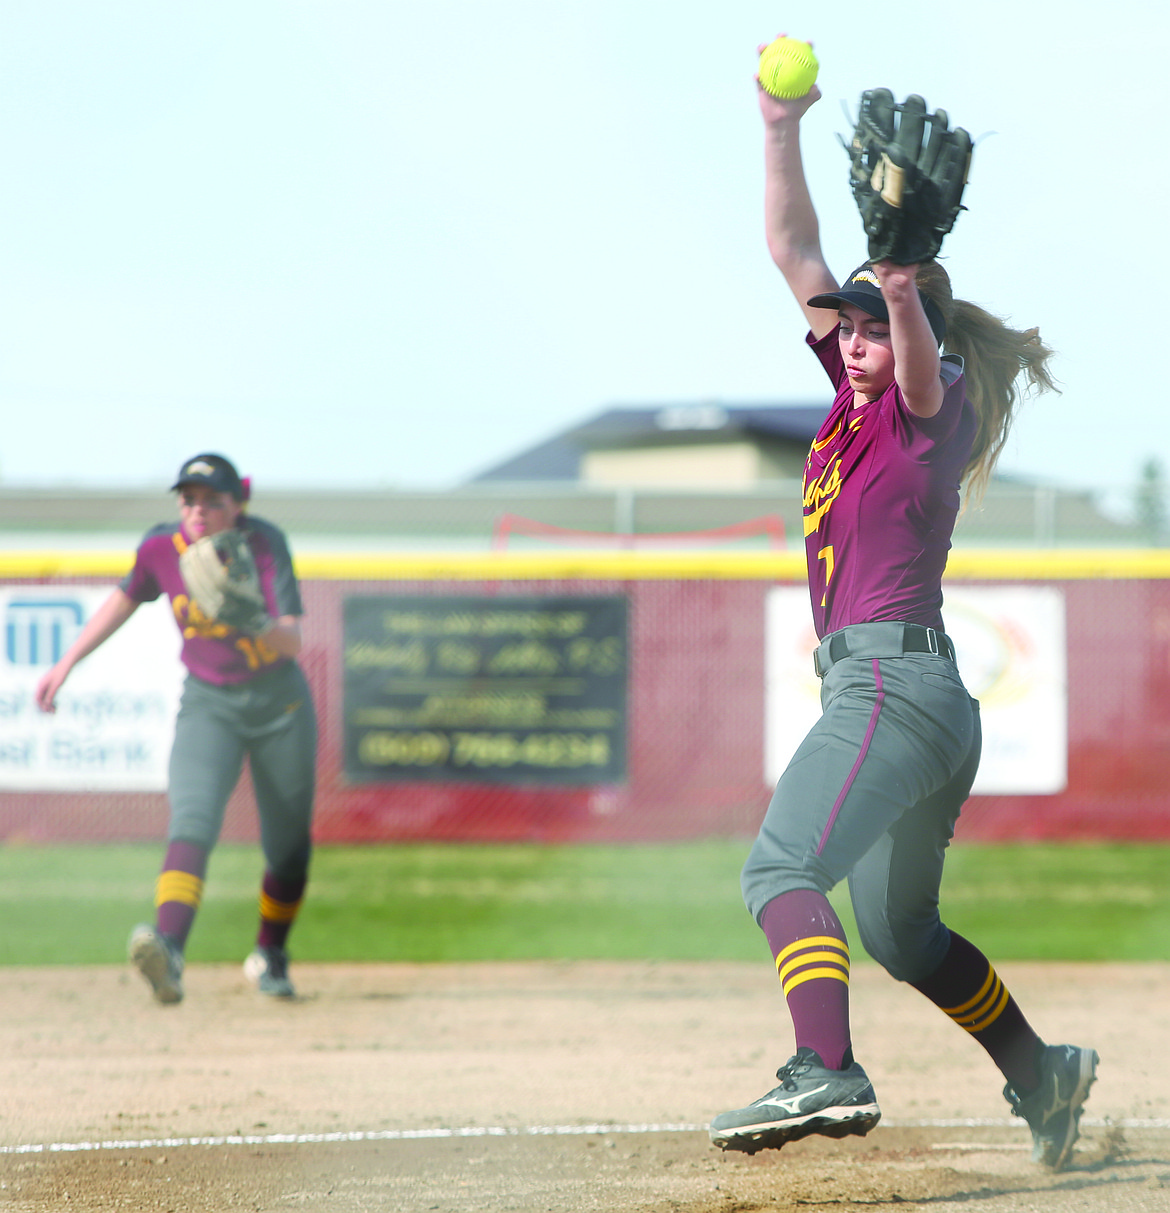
<box><xmin>758</xmin><ymin>36</ymin><xmax>819</xmax><ymax>100</ymax></box>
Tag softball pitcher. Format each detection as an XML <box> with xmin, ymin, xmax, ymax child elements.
<box><xmin>36</xmin><ymin>454</ymin><xmax>317</xmax><ymax>1005</ymax></box>
<box><xmin>708</xmin><ymin>61</ymin><xmax>1097</xmax><ymax>1171</ymax></box>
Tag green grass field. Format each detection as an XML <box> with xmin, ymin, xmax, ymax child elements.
<box><xmin>1</xmin><ymin>840</ymin><xmax>1166</xmax><ymax>966</ymax></box>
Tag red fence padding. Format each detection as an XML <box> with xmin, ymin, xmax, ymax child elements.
<box><xmin>3</xmin><ymin>572</ymin><xmax>1169</xmax><ymax>843</ymax></box>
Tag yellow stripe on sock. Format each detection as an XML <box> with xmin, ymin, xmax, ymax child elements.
<box><xmin>775</xmin><ymin>935</ymin><xmax>850</xmax><ymax>968</ymax></box>
<box><xmin>777</xmin><ymin>948</ymin><xmax>851</xmax><ymax>986</ymax></box>
<box><xmin>952</xmin><ymin>979</ymin><xmax>1011</xmax><ymax>1032</ymax></box>
<box><xmin>259</xmin><ymin>892</ymin><xmax>302</xmax><ymax>923</ymax></box>
<box><xmin>940</xmin><ymin>964</ymin><xmax>997</xmax><ymax>1018</ymax></box>
<box><xmin>942</xmin><ymin>965</ymin><xmax>1011</xmax><ymax>1033</ymax></box>
<box><xmin>782</xmin><ymin>965</ymin><xmax>851</xmax><ymax>997</ymax></box>
<box><xmin>155</xmin><ymin>871</ymin><xmax>204</xmax><ymax>909</ymax></box>
<box><xmin>961</xmin><ymin>982</ymin><xmax>1011</xmax><ymax>1032</ymax></box>
<box><xmin>775</xmin><ymin>937</ymin><xmax>850</xmax><ymax>997</ymax></box>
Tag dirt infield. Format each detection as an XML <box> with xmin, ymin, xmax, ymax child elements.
<box><xmin>2</xmin><ymin>959</ymin><xmax>1168</xmax><ymax>1211</ymax></box>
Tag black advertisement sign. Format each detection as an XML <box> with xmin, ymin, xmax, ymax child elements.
<box><xmin>343</xmin><ymin>595</ymin><xmax>627</xmax><ymax>784</ymax></box>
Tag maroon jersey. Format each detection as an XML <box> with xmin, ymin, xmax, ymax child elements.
<box><xmin>802</xmin><ymin>327</ymin><xmax>975</xmax><ymax>638</ymax></box>
<box><xmin>121</xmin><ymin>516</ymin><xmax>303</xmax><ymax>685</ymax></box>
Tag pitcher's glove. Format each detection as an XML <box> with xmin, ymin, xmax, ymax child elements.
<box><xmin>179</xmin><ymin>530</ymin><xmax>273</xmax><ymax>635</ymax></box>
<box><xmin>844</xmin><ymin>88</ymin><xmax>972</xmax><ymax>265</ymax></box>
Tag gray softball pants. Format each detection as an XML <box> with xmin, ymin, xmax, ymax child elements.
<box><xmin>741</xmin><ymin>622</ymin><xmax>981</xmax><ymax>983</ymax></box>
<box><xmin>167</xmin><ymin>661</ymin><xmax>317</xmax><ymax>880</ymax></box>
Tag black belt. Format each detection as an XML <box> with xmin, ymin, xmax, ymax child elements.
<box><xmin>813</xmin><ymin>622</ymin><xmax>956</xmax><ymax>678</ymax></box>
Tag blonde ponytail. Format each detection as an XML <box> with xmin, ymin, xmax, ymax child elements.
<box><xmin>915</xmin><ymin>262</ymin><xmax>1058</xmax><ymax>504</ymax></box>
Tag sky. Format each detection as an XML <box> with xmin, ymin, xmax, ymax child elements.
<box><xmin>1</xmin><ymin>1</ymin><xmax>1165</xmax><ymax>513</ymax></box>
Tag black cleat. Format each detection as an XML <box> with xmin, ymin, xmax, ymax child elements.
<box><xmin>243</xmin><ymin>945</ymin><xmax>296</xmax><ymax>998</ymax></box>
<box><xmin>1004</xmin><ymin>1043</ymin><xmax>1099</xmax><ymax>1171</ymax></box>
<box><xmin>128</xmin><ymin>924</ymin><xmax>184</xmax><ymax>1005</ymax></box>
<box><xmin>710</xmin><ymin>1048</ymin><xmax>881</xmax><ymax>1154</ymax></box>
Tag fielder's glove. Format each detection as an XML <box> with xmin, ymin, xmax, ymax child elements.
<box><xmin>844</xmin><ymin>88</ymin><xmax>972</xmax><ymax>265</ymax></box>
<box><xmin>179</xmin><ymin>529</ymin><xmax>273</xmax><ymax>635</ymax></box>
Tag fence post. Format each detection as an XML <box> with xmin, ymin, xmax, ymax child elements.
<box><xmin>1034</xmin><ymin>486</ymin><xmax>1057</xmax><ymax>546</ymax></box>
<box><xmin>615</xmin><ymin>488</ymin><xmax>636</xmax><ymax>545</ymax></box>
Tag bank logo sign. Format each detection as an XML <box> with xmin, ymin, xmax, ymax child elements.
<box><xmin>5</xmin><ymin>599</ymin><xmax>85</xmax><ymax>666</ymax></box>
<box><xmin>0</xmin><ymin>588</ymin><xmax>183</xmax><ymax>790</ymax></box>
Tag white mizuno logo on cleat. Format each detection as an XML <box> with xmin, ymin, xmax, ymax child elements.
<box><xmin>754</xmin><ymin>1083</ymin><xmax>830</xmax><ymax>1115</ymax></box>
<box><xmin>1038</xmin><ymin>1047</ymin><xmax>1080</xmax><ymax>1124</ymax></box>
<box><xmin>1039</xmin><ymin>1080</ymin><xmax>1063</xmax><ymax>1124</ymax></box>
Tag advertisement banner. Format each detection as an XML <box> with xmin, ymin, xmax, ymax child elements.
<box><xmin>0</xmin><ymin>587</ymin><xmax>183</xmax><ymax>790</ymax></box>
<box><xmin>343</xmin><ymin>594</ymin><xmax>628</xmax><ymax>784</ymax></box>
<box><xmin>764</xmin><ymin>585</ymin><xmax>1068</xmax><ymax>795</ymax></box>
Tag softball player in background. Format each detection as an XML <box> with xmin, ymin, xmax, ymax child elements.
<box><xmin>36</xmin><ymin>454</ymin><xmax>317</xmax><ymax>1004</ymax></box>
<box><xmin>709</xmin><ymin>76</ymin><xmax>1097</xmax><ymax>1170</ymax></box>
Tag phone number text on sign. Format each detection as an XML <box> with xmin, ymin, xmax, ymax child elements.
<box><xmin>357</xmin><ymin>730</ymin><xmax>612</xmax><ymax>769</ymax></box>
<box><xmin>343</xmin><ymin>595</ymin><xmax>627</xmax><ymax>785</ymax></box>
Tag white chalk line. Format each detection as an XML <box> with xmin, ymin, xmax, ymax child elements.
<box><xmin>3</xmin><ymin>1117</ymin><xmax>1167</xmax><ymax>1157</ymax></box>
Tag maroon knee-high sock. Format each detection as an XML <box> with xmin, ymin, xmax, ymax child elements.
<box><xmin>911</xmin><ymin>929</ymin><xmax>1043</xmax><ymax>1092</ymax></box>
<box><xmin>256</xmin><ymin>871</ymin><xmax>307</xmax><ymax>950</ymax></box>
<box><xmin>154</xmin><ymin>840</ymin><xmax>209</xmax><ymax>951</ymax></box>
<box><xmin>760</xmin><ymin>889</ymin><xmax>853</xmax><ymax>1070</ymax></box>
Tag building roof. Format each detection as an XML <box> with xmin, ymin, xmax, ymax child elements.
<box><xmin>469</xmin><ymin>404</ymin><xmax>831</xmax><ymax>482</ymax></box>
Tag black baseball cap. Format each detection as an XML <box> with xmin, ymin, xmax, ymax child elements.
<box><xmin>808</xmin><ymin>264</ymin><xmax>947</xmax><ymax>344</ymax></box>
<box><xmin>170</xmin><ymin>453</ymin><xmax>247</xmax><ymax>501</ymax></box>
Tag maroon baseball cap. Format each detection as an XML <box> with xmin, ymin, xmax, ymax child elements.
<box><xmin>170</xmin><ymin>454</ymin><xmax>247</xmax><ymax>501</ymax></box>
<box><xmin>808</xmin><ymin>263</ymin><xmax>947</xmax><ymax>344</ymax></box>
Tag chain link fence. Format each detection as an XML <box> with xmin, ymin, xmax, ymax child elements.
<box><xmin>0</xmin><ymin>480</ymin><xmax>1155</xmax><ymax>550</ymax></box>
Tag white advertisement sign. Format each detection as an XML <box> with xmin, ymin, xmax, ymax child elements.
<box><xmin>765</xmin><ymin>586</ymin><xmax>1067</xmax><ymax>795</ymax></box>
<box><xmin>0</xmin><ymin>587</ymin><xmax>184</xmax><ymax>790</ymax></box>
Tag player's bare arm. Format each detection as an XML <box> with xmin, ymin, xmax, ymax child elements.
<box><xmin>259</xmin><ymin>616</ymin><xmax>304</xmax><ymax>659</ymax></box>
<box><xmin>759</xmin><ymin>81</ymin><xmax>839</xmax><ymax>337</ymax></box>
<box><xmin>35</xmin><ymin>588</ymin><xmax>140</xmax><ymax>713</ymax></box>
<box><xmin>873</xmin><ymin>260</ymin><xmax>944</xmax><ymax>418</ymax></box>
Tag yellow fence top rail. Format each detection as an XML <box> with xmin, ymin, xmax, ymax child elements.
<box><xmin>6</xmin><ymin>548</ymin><xmax>1170</xmax><ymax>581</ymax></box>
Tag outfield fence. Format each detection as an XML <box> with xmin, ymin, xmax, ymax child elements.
<box><xmin>2</xmin><ymin>550</ymin><xmax>1169</xmax><ymax>845</ymax></box>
